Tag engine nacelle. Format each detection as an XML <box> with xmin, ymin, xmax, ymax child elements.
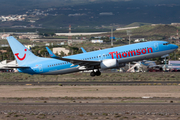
<box><xmin>100</xmin><ymin>59</ymin><xmax>125</xmax><ymax>70</ymax></box>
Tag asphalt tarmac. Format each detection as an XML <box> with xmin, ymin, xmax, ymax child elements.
<box><xmin>0</xmin><ymin>81</ymin><xmax>180</xmax><ymax>85</ymax></box>
<box><xmin>0</xmin><ymin>102</ymin><xmax>179</xmax><ymax>106</ymax></box>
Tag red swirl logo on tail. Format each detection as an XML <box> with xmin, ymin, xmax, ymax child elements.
<box><xmin>15</xmin><ymin>49</ymin><xmax>27</xmax><ymax>61</ymax></box>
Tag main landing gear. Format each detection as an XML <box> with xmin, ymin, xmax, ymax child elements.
<box><xmin>90</xmin><ymin>70</ymin><xmax>101</xmax><ymax>77</ymax></box>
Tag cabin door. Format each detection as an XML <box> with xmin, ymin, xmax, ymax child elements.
<box><xmin>154</xmin><ymin>43</ymin><xmax>159</xmax><ymax>51</ymax></box>
<box><xmin>38</xmin><ymin>64</ymin><xmax>43</xmax><ymax>72</ymax></box>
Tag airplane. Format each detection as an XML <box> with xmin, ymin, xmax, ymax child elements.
<box><xmin>6</xmin><ymin>36</ymin><xmax>178</xmax><ymax>76</ymax></box>
<box><xmin>164</xmin><ymin>60</ymin><xmax>180</xmax><ymax>72</ymax></box>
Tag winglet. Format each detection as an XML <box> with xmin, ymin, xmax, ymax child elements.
<box><xmin>46</xmin><ymin>47</ymin><xmax>59</xmax><ymax>58</ymax></box>
<box><xmin>81</xmin><ymin>47</ymin><xmax>87</xmax><ymax>53</ymax></box>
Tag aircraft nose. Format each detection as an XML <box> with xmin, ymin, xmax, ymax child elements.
<box><xmin>174</xmin><ymin>44</ymin><xmax>178</xmax><ymax>49</ymax></box>
<box><xmin>169</xmin><ymin>44</ymin><xmax>178</xmax><ymax>50</ymax></box>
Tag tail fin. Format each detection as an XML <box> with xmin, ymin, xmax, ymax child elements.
<box><xmin>6</xmin><ymin>36</ymin><xmax>38</xmax><ymax>66</ymax></box>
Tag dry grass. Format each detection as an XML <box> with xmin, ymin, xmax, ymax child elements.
<box><xmin>0</xmin><ymin>72</ymin><xmax>180</xmax><ymax>82</ymax></box>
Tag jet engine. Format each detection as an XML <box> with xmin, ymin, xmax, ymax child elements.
<box><xmin>100</xmin><ymin>59</ymin><xmax>125</xmax><ymax>69</ymax></box>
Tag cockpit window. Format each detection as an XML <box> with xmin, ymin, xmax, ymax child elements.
<box><xmin>163</xmin><ymin>42</ymin><xmax>170</xmax><ymax>45</ymax></box>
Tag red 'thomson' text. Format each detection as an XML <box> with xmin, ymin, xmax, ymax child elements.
<box><xmin>109</xmin><ymin>47</ymin><xmax>153</xmax><ymax>59</ymax></box>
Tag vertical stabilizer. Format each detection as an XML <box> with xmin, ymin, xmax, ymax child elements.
<box><xmin>6</xmin><ymin>36</ymin><xmax>38</xmax><ymax>66</ymax></box>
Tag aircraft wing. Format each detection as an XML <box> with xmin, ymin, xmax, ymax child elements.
<box><xmin>46</xmin><ymin>46</ymin><xmax>100</xmax><ymax>67</ymax></box>
<box><xmin>58</xmin><ymin>57</ymin><xmax>101</xmax><ymax>67</ymax></box>
<box><xmin>3</xmin><ymin>66</ymin><xmax>30</xmax><ymax>68</ymax></box>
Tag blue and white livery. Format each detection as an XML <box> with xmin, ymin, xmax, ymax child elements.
<box><xmin>6</xmin><ymin>36</ymin><xmax>178</xmax><ymax>76</ymax></box>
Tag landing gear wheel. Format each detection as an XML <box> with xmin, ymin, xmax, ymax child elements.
<box><xmin>95</xmin><ymin>70</ymin><xmax>101</xmax><ymax>76</ymax></box>
<box><xmin>90</xmin><ymin>72</ymin><xmax>96</xmax><ymax>77</ymax></box>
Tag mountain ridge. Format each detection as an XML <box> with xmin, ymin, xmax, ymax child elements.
<box><xmin>0</xmin><ymin>0</ymin><xmax>180</xmax><ymax>28</ymax></box>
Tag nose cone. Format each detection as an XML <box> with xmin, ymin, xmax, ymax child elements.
<box><xmin>170</xmin><ymin>44</ymin><xmax>178</xmax><ymax>50</ymax></box>
<box><xmin>173</xmin><ymin>44</ymin><xmax>178</xmax><ymax>49</ymax></box>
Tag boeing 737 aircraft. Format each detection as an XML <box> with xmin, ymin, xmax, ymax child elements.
<box><xmin>6</xmin><ymin>36</ymin><xmax>178</xmax><ymax>76</ymax></box>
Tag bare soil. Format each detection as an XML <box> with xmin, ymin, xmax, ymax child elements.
<box><xmin>0</xmin><ymin>85</ymin><xmax>180</xmax><ymax>98</ymax></box>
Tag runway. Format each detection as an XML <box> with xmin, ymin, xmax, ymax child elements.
<box><xmin>0</xmin><ymin>81</ymin><xmax>180</xmax><ymax>85</ymax></box>
<box><xmin>0</xmin><ymin>102</ymin><xmax>179</xmax><ymax>106</ymax></box>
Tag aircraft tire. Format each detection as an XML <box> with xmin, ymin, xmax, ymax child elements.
<box><xmin>90</xmin><ymin>72</ymin><xmax>96</xmax><ymax>77</ymax></box>
<box><xmin>95</xmin><ymin>71</ymin><xmax>101</xmax><ymax>76</ymax></box>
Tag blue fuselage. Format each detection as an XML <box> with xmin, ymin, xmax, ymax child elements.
<box><xmin>18</xmin><ymin>41</ymin><xmax>178</xmax><ymax>75</ymax></box>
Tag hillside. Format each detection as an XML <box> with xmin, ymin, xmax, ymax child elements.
<box><xmin>114</xmin><ymin>25</ymin><xmax>180</xmax><ymax>40</ymax></box>
<box><xmin>0</xmin><ymin>0</ymin><xmax>180</xmax><ymax>28</ymax></box>
<box><xmin>34</xmin><ymin>0</ymin><xmax>180</xmax><ymax>28</ymax></box>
